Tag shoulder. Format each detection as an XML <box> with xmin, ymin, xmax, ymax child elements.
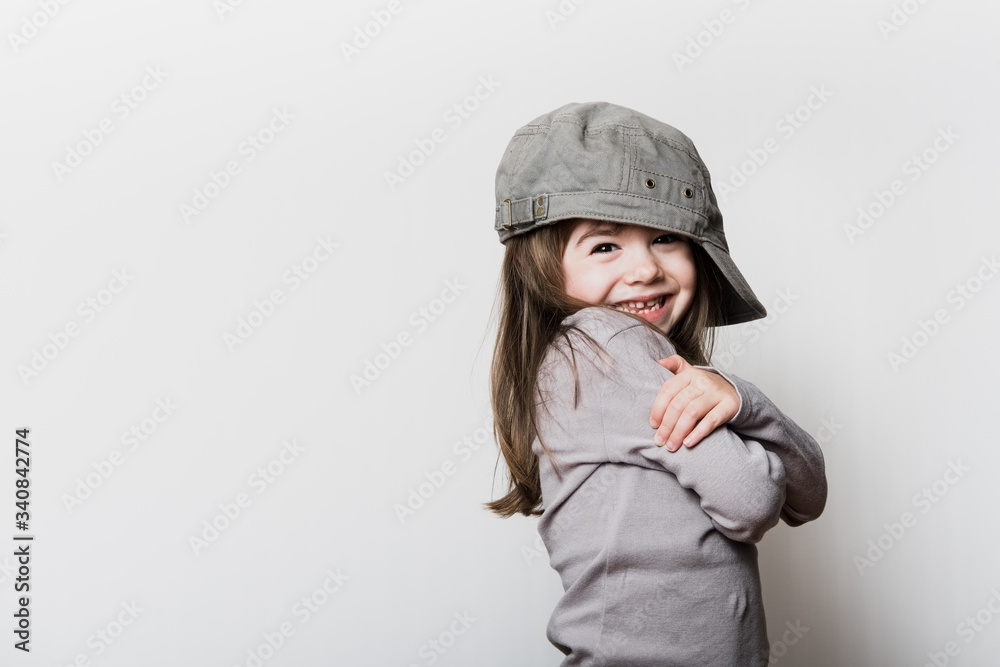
<box><xmin>534</xmin><ymin>308</ymin><xmax>678</xmax><ymax>431</ymax></box>
<box><xmin>545</xmin><ymin>307</ymin><xmax>677</xmax><ymax>375</ymax></box>
<box><xmin>562</xmin><ymin>306</ymin><xmax>641</xmax><ymax>344</ymax></box>
<box><xmin>564</xmin><ymin>306</ymin><xmax>676</xmax><ymax>353</ymax></box>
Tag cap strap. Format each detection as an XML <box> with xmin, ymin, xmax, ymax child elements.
<box><xmin>500</xmin><ymin>195</ymin><xmax>549</xmax><ymax>229</ymax></box>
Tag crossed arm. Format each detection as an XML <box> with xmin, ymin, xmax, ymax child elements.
<box><xmin>547</xmin><ymin>314</ymin><xmax>828</xmax><ymax>537</ymax></box>
<box><xmin>648</xmin><ymin>354</ymin><xmax>828</xmax><ymax>526</ymax></box>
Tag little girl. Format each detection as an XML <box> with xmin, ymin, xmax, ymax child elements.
<box><xmin>485</xmin><ymin>102</ymin><xmax>827</xmax><ymax>666</ymax></box>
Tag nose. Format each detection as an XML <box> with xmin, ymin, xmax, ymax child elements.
<box><xmin>624</xmin><ymin>247</ymin><xmax>662</xmax><ymax>284</ymax></box>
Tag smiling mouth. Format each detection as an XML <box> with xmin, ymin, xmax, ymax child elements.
<box><xmin>611</xmin><ymin>294</ymin><xmax>668</xmax><ymax>315</ymax></box>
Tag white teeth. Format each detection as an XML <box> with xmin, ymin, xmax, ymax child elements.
<box><xmin>613</xmin><ymin>295</ymin><xmax>666</xmax><ymax>314</ymax></box>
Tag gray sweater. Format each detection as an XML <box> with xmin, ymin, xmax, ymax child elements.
<box><xmin>532</xmin><ymin>307</ymin><xmax>827</xmax><ymax>666</ymax></box>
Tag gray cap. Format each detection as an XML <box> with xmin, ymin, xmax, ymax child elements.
<box><xmin>493</xmin><ymin>101</ymin><xmax>767</xmax><ymax>326</ymax></box>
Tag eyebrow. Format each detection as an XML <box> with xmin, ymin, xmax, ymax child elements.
<box><xmin>573</xmin><ymin>222</ymin><xmax>626</xmax><ymax>248</ymax></box>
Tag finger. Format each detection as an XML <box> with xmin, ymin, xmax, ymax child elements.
<box><xmin>662</xmin><ymin>391</ymin><xmax>715</xmax><ymax>451</ymax></box>
<box><xmin>656</xmin><ymin>355</ymin><xmax>690</xmax><ymax>375</ymax></box>
<box><xmin>649</xmin><ymin>373</ymin><xmax>689</xmax><ymax>428</ymax></box>
<box><xmin>679</xmin><ymin>404</ymin><xmax>732</xmax><ymax>450</ymax></box>
<box><xmin>655</xmin><ymin>386</ymin><xmax>705</xmax><ymax>450</ymax></box>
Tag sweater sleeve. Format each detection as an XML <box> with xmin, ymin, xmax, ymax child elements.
<box><xmin>597</xmin><ymin>323</ymin><xmax>787</xmax><ymax>544</ymax></box>
<box><xmin>694</xmin><ymin>364</ymin><xmax>829</xmax><ymax>527</ymax></box>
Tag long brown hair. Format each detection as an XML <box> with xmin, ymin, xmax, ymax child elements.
<box><xmin>484</xmin><ymin>218</ymin><xmax>725</xmax><ymax>518</ymax></box>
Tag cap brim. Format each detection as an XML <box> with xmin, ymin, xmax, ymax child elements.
<box><xmin>699</xmin><ymin>242</ymin><xmax>768</xmax><ymax>326</ymax></box>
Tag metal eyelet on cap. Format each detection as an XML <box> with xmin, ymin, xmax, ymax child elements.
<box><xmin>644</xmin><ymin>178</ymin><xmax>655</xmax><ymax>189</ymax></box>
<box><xmin>683</xmin><ymin>187</ymin><xmax>694</xmax><ymax>198</ymax></box>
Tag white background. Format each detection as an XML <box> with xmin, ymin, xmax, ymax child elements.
<box><xmin>2</xmin><ymin>1</ymin><xmax>999</xmax><ymax>665</ymax></box>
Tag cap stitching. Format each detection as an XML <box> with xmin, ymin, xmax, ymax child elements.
<box><xmin>617</xmin><ymin>128</ymin><xmax>632</xmax><ymax>190</ymax></box>
<box><xmin>541</xmin><ymin>190</ymin><xmax>707</xmax><ymax>219</ymax></box>
<box><xmin>549</xmin><ymin>114</ymin><xmax>587</xmax><ymax>129</ymax></box>
<box><xmin>545</xmin><ymin>113</ymin><xmax>701</xmax><ymax>158</ymax></box>
<box><xmin>641</xmin><ymin>134</ymin><xmax>704</xmax><ymax>166</ymax></box>
<box><xmin>628</xmin><ymin>129</ymin><xmax>641</xmax><ymax>192</ymax></box>
<box><xmin>517</xmin><ymin>118</ymin><xmax>702</xmax><ymax>166</ymax></box>
<box><xmin>505</xmin><ymin>212</ymin><xmax>693</xmax><ymax>227</ymax></box>
<box><xmin>540</xmin><ymin>113</ymin><xmax>674</xmax><ymax>138</ymax></box>
<box><xmin>520</xmin><ymin>107</ymin><xmax>702</xmax><ymax>150</ymax></box>
<box><xmin>633</xmin><ymin>168</ymin><xmax>699</xmax><ymax>188</ymax></box>
<box><xmin>509</xmin><ymin>133</ymin><xmax>537</xmax><ymax>177</ymax></box>
<box><xmin>517</xmin><ymin>214</ymin><xmax>706</xmax><ymax>241</ymax></box>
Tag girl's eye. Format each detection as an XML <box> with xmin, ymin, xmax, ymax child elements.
<box><xmin>589</xmin><ymin>235</ymin><xmax>679</xmax><ymax>254</ymax></box>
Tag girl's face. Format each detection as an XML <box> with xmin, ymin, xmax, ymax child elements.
<box><xmin>562</xmin><ymin>219</ymin><xmax>696</xmax><ymax>334</ymax></box>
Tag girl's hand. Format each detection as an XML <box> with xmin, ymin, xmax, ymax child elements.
<box><xmin>649</xmin><ymin>355</ymin><xmax>741</xmax><ymax>452</ymax></box>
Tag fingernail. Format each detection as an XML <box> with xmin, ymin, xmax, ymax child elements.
<box><xmin>650</xmin><ymin>419</ymin><xmax>658</xmax><ymax>428</ymax></box>
<box><xmin>682</xmin><ymin>437</ymin><xmax>691</xmax><ymax>447</ymax></box>
<box><xmin>666</xmin><ymin>441</ymin><xmax>676</xmax><ymax>451</ymax></box>
<box><xmin>654</xmin><ymin>434</ymin><xmax>664</xmax><ymax>445</ymax></box>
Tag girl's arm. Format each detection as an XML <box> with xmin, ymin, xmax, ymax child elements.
<box><xmin>591</xmin><ymin>323</ymin><xmax>788</xmax><ymax>544</ymax></box>
<box><xmin>647</xmin><ymin>357</ymin><xmax>827</xmax><ymax>526</ymax></box>
<box><xmin>696</xmin><ymin>366</ymin><xmax>828</xmax><ymax>526</ymax></box>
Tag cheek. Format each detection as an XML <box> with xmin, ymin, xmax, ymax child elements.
<box><xmin>562</xmin><ymin>259</ymin><xmax>586</xmax><ymax>301</ymax></box>
<box><xmin>561</xmin><ymin>258</ymin><xmax>578</xmax><ymax>297</ymax></box>
<box><xmin>677</xmin><ymin>248</ymin><xmax>697</xmax><ymax>292</ymax></box>
<box><xmin>562</xmin><ymin>260</ymin><xmax>606</xmax><ymax>303</ymax></box>
<box><xmin>683</xmin><ymin>263</ymin><xmax>697</xmax><ymax>292</ymax></box>
<box><xmin>564</xmin><ymin>273</ymin><xmax>594</xmax><ymax>302</ymax></box>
